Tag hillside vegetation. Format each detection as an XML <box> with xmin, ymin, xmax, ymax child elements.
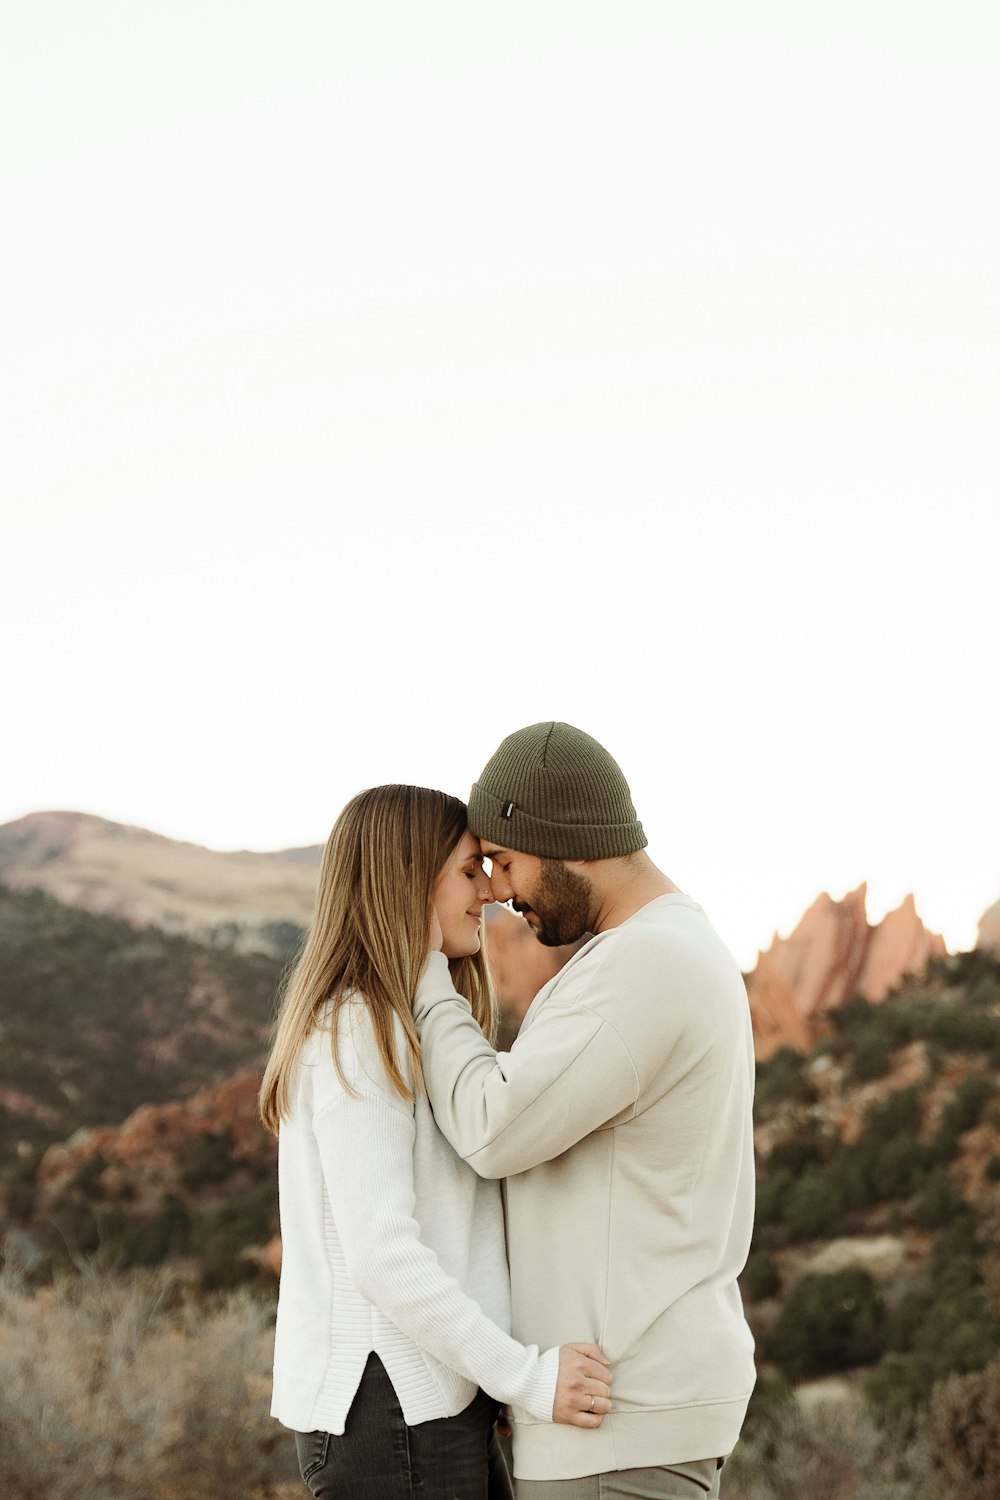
<box><xmin>0</xmin><ymin>884</ymin><xmax>285</xmax><ymax>1273</ymax></box>
<box><xmin>738</xmin><ymin>945</ymin><xmax>1000</xmax><ymax>1485</ymax></box>
<box><xmin>6</xmin><ymin>879</ymin><xmax>1000</xmax><ymax>1493</ymax></box>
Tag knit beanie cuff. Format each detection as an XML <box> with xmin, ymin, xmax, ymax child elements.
<box><xmin>468</xmin><ymin>783</ymin><xmax>647</xmax><ymax>861</ymax></box>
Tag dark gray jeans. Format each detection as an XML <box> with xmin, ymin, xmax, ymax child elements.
<box><xmin>294</xmin><ymin>1352</ymin><xmax>513</xmax><ymax>1500</ymax></box>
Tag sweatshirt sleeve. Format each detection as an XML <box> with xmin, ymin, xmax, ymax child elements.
<box><xmin>312</xmin><ymin>1053</ymin><xmax>560</xmax><ymax>1420</ymax></box>
<box><xmin>412</xmin><ymin>951</ymin><xmax>640</xmax><ymax>1178</ymax></box>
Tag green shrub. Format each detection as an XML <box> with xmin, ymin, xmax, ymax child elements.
<box><xmin>847</xmin><ymin>1031</ymin><xmax>893</xmax><ymax>1083</ymax></box>
<box><xmin>828</xmin><ymin>994</ymin><xmax>878</xmax><ymax>1040</ymax></box>
<box><xmin>765</xmin><ymin>1267</ymin><xmax>887</xmax><ymax>1382</ymax></box>
<box><xmin>113</xmin><ymin>1196</ymin><xmax>193</xmax><ymax>1267</ymax></box>
<box><xmin>765</xmin><ymin>1115</ymin><xmax>832</xmax><ymax>1175</ymax></box>
<box><xmin>860</xmin><ymin>1084</ymin><xmax>923</xmax><ymax>1142</ymax></box>
<box><xmin>941</xmin><ymin>1074</ymin><xmax>995</xmax><ymax>1140</ymax></box>
<box><xmin>867</xmin><ymin>1220</ymin><xmax>1000</xmax><ymax>1422</ymax></box>
<box><xmin>835</xmin><ymin>1086</ymin><xmax>928</xmax><ymax>1211</ymax></box>
<box><xmin>784</xmin><ymin>1166</ymin><xmax>845</xmax><ymax>1243</ymax></box>
<box><xmin>741</xmin><ymin>1250</ymin><xmax>782</xmax><ymax>1303</ymax></box>
<box><xmin>966</xmin><ymin>975</ymin><xmax>1000</xmax><ymax>1010</ymax></box>
<box><xmin>755</xmin><ymin>1047</ymin><xmax>817</xmax><ymax>1112</ymax></box>
<box><xmin>862</xmin><ymin>1131</ymin><xmax>931</xmax><ymax>1204</ymax></box>
<box><xmin>754</xmin><ymin>1168</ymin><xmax>794</xmax><ymax>1230</ymax></box>
<box><xmin>191</xmin><ymin>1182</ymin><xmax>278</xmax><ymax>1263</ymax></box>
<box><xmin>928</xmin><ymin>1009</ymin><xmax>1000</xmax><ymax>1054</ymax></box>
<box><xmin>910</xmin><ymin>1167</ymin><xmax>966</xmax><ymax>1230</ymax></box>
<box><xmin>180</xmin><ymin>1128</ymin><xmax>238</xmax><ymax>1189</ymax></box>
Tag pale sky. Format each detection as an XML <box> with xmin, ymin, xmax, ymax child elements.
<box><xmin>3</xmin><ymin>1</ymin><xmax>998</xmax><ymax>969</ymax></box>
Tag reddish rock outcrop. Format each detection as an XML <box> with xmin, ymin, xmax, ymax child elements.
<box><xmin>747</xmin><ymin>883</ymin><xmax>946</xmax><ymax>1059</ymax></box>
<box><xmin>37</xmin><ymin>1072</ymin><xmax>274</xmax><ymax>1193</ymax></box>
<box><xmin>978</xmin><ymin>898</ymin><xmax>1000</xmax><ymax>957</ymax></box>
<box><xmin>484</xmin><ymin>907</ymin><xmax>582</xmax><ymax>1046</ymax></box>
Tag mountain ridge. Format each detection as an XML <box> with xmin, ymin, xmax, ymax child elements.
<box><xmin>0</xmin><ymin>810</ymin><xmax>320</xmax><ymax>957</ymax></box>
<box><xmin>2</xmin><ymin>809</ymin><xmax>991</xmax><ymax>1056</ymax></box>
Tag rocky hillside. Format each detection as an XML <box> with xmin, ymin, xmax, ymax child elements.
<box><xmin>0</xmin><ymin>884</ymin><xmax>284</xmax><ymax>1260</ymax></box>
<box><xmin>745</xmin><ymin>945</ymin><xmax>1000</xmax><ymax>1421</ymax></box>
<box><xmin>979</xmin><ymin>897</ymin><xmax>1000</xmax><ymax>956</ymax></box>
<box><xmin>15</xmin><ymin>937</ymin><xmax>1000</xmax><ymax>1431</ymax></box>
<box><xmin>746</xmin><ymin>883</ymin><xmax>946</xmax><ymax>1059</ymax></box>
<box><xmin>2</xmin><ymin>811</ymin><xmax>973</xmax><ymax>1059</ymax></box>
<box><xmin>21</xmin><ymin>1072</ymin><xmax>280</xmax><ymax>1291</ymax></box>
<box><xmin>0</xmin><ymin>810</ymin><xmax>320</xmax><ymax>957</ymax></box>
<box><xmin>485</xmin><ymin>905</ymin><xmax>585</xmax><ymax>1048</ymax></box>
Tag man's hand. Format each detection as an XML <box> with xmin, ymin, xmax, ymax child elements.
<box><xmin>552</xmin><ymin>1343</ymin><xmax>612</xmax><ymax>1427</ymax></box>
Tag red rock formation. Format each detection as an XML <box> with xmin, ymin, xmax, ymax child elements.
<box><xmin>978</xmin><ymin>898</ymin><xmax>1000</xmax><ymax>957</ymax></box>
<box><xmin>37</xmin><ymin>1072</ymin><xmax>273</xmax><ymax>1191</ymax></box>
<box><xmin>747</xmin><ymin>884</ymin><xmax>946</xmax><ymax>1060</ymax></box>
<box><xmin>484</xmin><ymin>907</ymin><xmax>582</xmax><ymax>1046</ymax></box>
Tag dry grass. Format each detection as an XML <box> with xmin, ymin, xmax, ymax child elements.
<box><xmin>924</xmin><ymin>1355</ymin><xmax>1000</xmax><ymax>1497</ymax></box>
<box><xmin>9</xmin><ymin>1264</ymin><xmax>995</xmax><ymax>1500</ymax></box>
<box><xmin>725</xmin><ymin>1397</ymin><xmax>931</xmax><ymax>1500</ymax></box>
<box><xmin>0</xmin><ymin>1267</ymin><xmax>298</xmax><ymax>1499</ymax></box>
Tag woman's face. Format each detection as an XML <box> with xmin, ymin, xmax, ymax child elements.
<box><xmin>433</xmin><ymin>830</ymin><xmax>494</xmax><ymax>958</ymax></box>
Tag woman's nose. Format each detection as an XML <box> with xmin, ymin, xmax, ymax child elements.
<box><xmin>478</xmin><ymin>872</ymin><xmax>495</xmax><ymax>902</ymax></box>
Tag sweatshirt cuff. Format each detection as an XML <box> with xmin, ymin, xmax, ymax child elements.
<box><xmin>413</xmin><ymin>951</ymin><xmax>469</xmax><ymax>1021</ymax></box>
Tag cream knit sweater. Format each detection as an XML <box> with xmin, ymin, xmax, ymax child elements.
<box><xmin>413</xmin><ymin>894</ymin><xmax>756</xmax><ymax>1482</ymax></box>
<box><xmin>269</xmin><ymin>994</ymin><xmax>560</xmax><ymax>1435</ymax></box>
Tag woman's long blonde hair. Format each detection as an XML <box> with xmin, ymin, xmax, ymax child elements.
<box><xmin>259</xmin><ymin>784</ymin><xmax>496</xmax><ymax>1133</ymax></box>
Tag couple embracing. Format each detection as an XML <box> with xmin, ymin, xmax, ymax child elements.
<box><xmin>260</xmin><ymin>722</ymin><xmax>756</xmax><ymax>1500</ymax></box>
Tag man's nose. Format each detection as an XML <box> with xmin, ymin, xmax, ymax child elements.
<box><xmin>490</xmin><ymin>867</ymin><xmax>513</xmax><ymax>902</ymax></box>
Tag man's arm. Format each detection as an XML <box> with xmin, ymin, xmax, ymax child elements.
<box><xmin>413</xmin><ymin>951</ymin><xmax>639</xmax><ymax>1177</ymax></box>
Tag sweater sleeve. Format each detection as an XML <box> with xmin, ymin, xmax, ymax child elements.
<box><xmin>312</xmin><ymin>1071</ymin><xmax>560</xmax><ymax>1420</ymax></box>
<box><xmin>412</xmin><ymin>951</ymin><xmax>640</xmax><ymax>1178</ymax></box>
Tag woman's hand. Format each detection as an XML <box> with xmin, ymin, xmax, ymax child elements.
<box><xmin>552</xmin><ymin>1343</ymin><xmax>612</xmax><ymax>1427</ymax></box>
<box><xmin>428</xmin><ymin>907</ymin><xmax>443</xmax><ymax>952</ymax></box>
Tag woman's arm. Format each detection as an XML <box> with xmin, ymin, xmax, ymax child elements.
<box><xmin>313</xmin><ymin>1085</ymin><xmax>609</xmax><ymax>1423</ymax></box>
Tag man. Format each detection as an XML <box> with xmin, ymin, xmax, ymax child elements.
<box><xmin>415</xmin><ymin>722</ymin><xmax>756</xmax><ymax>1500</ymax></box>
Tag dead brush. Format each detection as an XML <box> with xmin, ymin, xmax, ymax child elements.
<box><xmin>0</xmin><ymin>1264</ymin><xmax>298</xmax><ymax>1500</ymax></box>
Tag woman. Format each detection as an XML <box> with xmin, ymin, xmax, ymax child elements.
<box><xmin>260</xmin><ymin>785</ymin><xmax>611</xmax><ymax>1500</ymax></box>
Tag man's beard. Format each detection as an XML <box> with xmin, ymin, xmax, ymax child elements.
<box><xmin>514</xmin><ymin>859</ymin><xmax>594</xmax><ymax>947</ymax></box>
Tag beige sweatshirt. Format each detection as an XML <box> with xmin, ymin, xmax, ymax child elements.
<box><xmin>413</xmin><ymin>894</ymin><xmax>756</xmax><ymax>1482</ymax></box>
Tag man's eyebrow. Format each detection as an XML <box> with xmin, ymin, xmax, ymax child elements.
<box><xmin>480</xmin><ymin>846</ymin><xmax>502</xmax><ymax>860</ymax></box>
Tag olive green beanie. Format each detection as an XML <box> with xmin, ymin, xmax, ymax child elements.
<box><xmin>468</xmin><ymin>722</ymin><xmax>647</xmax><ymax>860</ymax></box>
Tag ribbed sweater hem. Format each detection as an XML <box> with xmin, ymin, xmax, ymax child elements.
<box><xmin>512</xmin><ymin>1395</ymin><xmax>753</xmax><ymax>1481</ymax></box>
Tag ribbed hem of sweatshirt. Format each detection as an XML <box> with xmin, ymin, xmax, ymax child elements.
<box><xmin>512</xmin><ymin>1396</ymin><xmax>753</xmax><ymax>1481</ymax></box>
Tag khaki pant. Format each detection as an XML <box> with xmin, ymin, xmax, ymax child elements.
<box><xmin>516</xmin><ymin>1457</ymin><xmax>724</xmax><ymax>1500</ymax></box>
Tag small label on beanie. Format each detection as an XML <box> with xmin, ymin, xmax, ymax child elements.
<box><xmin>502</xmin><ymin>802</ymin><xmax>514</xmax><ymax>818</ymax></box>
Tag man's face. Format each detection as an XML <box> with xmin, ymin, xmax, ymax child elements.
<box><xmin>479</xmin><ymin>841</ymin><xmax>595</xmax><ymax>947</ymax></box>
